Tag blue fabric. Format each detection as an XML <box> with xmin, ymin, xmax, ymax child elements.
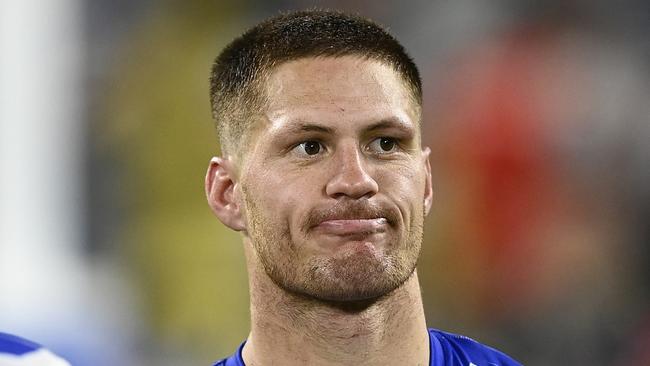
<box><xmin>213</xmin><ymin>340</ymin><xmax>245</xmax><ymax>366</ymax></box>
<box><xmin>429</xmin><ymin>329</ymin><xmax>521</xmax><ymax>366</ymax></box>
<box><xmin>213</xmin><ymin>328</ymin><xmax>521</xmax><ymax>365</ymax></box>
<box><xmin>0</xmin><ymin>332</ymin><xmax>42</xmax><ymax>356</ymax></box>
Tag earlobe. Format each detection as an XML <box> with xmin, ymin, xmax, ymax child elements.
<box><xmin>422</xmin><ymin>147</ymin><xmax>433</xmax><ymax>216</ymax></box>
<box><xmin>205</xmin><ymin>156</ymin><xmax>246</xmax><ymax>231</ymax></box>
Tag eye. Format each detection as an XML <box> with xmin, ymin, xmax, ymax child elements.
<box><xmin>368</xmin><ymin>137</ymin><xmax>397</xmax><ymax>153</ymax></box>
<box><xmin>294</xmin><ymin>140</ymin><xmax>323</xmax><ymax>156</ymax></box>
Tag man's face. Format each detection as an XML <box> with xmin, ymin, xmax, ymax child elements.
<box><xmin>238</xmin><ymin>56</ymin><xmax>432</xmax><ymax>302</ymax></box>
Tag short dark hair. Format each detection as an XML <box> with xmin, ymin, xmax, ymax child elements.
<box><xmin>209</xmin><ymin>9</ymin><xmax>422</xmax><ymax>156</ymax></box>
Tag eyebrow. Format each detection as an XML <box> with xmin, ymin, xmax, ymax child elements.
<box><xmin>283</xmin><ymin>123</ymin><xmax>335</xmax><ymax>134</ymax></box>
<box><xmin>278</xmin><ymin>117</ymin><xmax>414</xmax><ymax>136</ymax></box>
<box><xmin>365</xmin><ymin>117</ymin><xmax>415</xmax><ymax>134</ymax></box>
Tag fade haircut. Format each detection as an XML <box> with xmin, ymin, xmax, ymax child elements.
<box><xmin>209</xmin><ymin>9</ymin><xmax>422</xmax><ymax>156</ymax></box>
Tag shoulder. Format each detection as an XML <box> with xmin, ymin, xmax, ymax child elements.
<box><xmin>429</xmin><ymin>328</ymin><xmax>522</xmax><ymax>366</ymax></box>
<box><xmin>0</xmin><ymin>332</ymin><xmax>70</xmax><ymax>366</ymax></box>
<box><xmin>212</xmin><ymin>355</ymin><xmax>241</xmax><ymax>366</ymax></box>
<box><xmin>212</xmin><ymin>341</ymin><xmax>246</xmax><ymax>366</ymax></box>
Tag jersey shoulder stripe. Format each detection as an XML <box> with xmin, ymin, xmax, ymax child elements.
<box><xmin>0</xmin><ymin>332</ymin><xmax>71</xmax><ymax>366</ymax></box>
<box><xmin>0</xmin><ymin>333</ymin><xmax>41</xmax><ymax>356</ymax></box>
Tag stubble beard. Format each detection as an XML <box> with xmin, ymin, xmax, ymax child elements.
<box><xmin>243</xmin><ymin>192</ymin><xmax>424</xmax><ymax>304</ymax></box>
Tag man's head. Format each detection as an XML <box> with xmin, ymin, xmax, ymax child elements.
<box><xmin>206</xmin><ymin>10</ymin><xmax>432</xmax><ymax>303</ymax></box>
<box><xmin>209</xmin><ymin>10</ymin><xmax>422</xmax><ymax>158</ymax></box>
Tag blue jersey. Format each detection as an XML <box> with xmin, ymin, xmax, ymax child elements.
<box><xmin>214</xmin><ymin>328</ymin><xmax>521</xmax><ymax>365</ymax></box>
<box><xmin>0</xmin><ymin>332</ymin><xmax>70</xmax><ymax>366</ymax></box>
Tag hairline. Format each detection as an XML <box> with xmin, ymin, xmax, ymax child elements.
<box><xmin>224</xmin><ymin>54</ymin><xmax>422</xmax><ymax>163</ymax></box>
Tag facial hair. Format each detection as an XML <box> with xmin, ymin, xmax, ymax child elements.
<box><xmin>242</xmin><ymin>187</ymin><xmax>424</xmax><ymax>303</ymax></box>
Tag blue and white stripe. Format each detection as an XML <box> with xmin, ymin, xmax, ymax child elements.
<box><xmin>0</xmin><ymin>333</ymin><xmax>70</xmax><ymax>366</ymax></box>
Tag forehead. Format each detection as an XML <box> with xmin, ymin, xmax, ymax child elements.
<box><xmin>260</xmin><ymin>56</ymin><xmax>420</xmax><ymax>134</ymax></box>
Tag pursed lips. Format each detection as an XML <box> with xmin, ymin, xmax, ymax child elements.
<box><xmin>313</xmin><ymin>217</ymin><xmax>389</xmax><ymax>236</ymax></box>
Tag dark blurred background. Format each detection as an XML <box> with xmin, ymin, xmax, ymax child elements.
<box><xmin>1</xmin><ymin>1</ymin><xmax>649</xmax><ymax>365</ymax></box>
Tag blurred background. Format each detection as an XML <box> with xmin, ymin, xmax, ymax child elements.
<box><xmin>1</xmin><ymin>0</ymin><xmax>649</xmax><ymax>365</ymax></box>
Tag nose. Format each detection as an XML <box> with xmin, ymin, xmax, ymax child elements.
<box><xmin>325</xmin><ymin>145</ymin><xmax>379</xmax><ymax>199</ymax></box>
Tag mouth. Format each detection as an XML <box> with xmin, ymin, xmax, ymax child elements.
<box><xmin>313</xmin><ymin>217</ymin><xmax>389</xmax><ymax>237</ymax></box>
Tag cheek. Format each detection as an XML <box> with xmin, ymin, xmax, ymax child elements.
<box><xmin>378</xmin><ymin>162</ymin><xmax>423</xmax><ymax>195</ymax></box>
<box><xmin>377</xmin><ymin>164</ymin><xmax>426</xmax><ymax>219</ymax></box>
<box><xmin>245</xmin><ymin>168</ymin><xmax>310</xmax><ymax>227</ymax></box>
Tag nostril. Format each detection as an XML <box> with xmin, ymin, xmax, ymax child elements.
<box><xmin>325</xmin><ymin>171</ymin><xmax>379</xmax><ymax>199</ymax></box>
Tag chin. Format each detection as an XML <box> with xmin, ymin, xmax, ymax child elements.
<box><xmin>259</xmin><ymin>235</ymin><xmax>421</xmax><ymax>305</ymax></box>
<box><xmin>299</xmin><ymin>251</ymin><xmax>416</xmax><ymax>303</ymax></box>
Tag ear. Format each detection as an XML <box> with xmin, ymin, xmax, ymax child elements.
<box><xmin>205</xmin><ymin>156</ymin><xmax>246</xmax><ymax>231</ymax></box>
<box><xmin>422</xmin><ymin>147</ymin><xmax>433</xmax><ymax>216</ymax></box>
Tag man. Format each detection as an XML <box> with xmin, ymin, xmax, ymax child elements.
<box><xmin>0</xmin><ymin>333</ymin><xmax>70</xmax><ymax>366</ymax></box>
<box><xmin>206</xmin><ymin>10</ymin><xmax>521</xmax><ymax>366</ymax></box>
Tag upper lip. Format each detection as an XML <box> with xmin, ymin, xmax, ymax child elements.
<box><xmin>304</xmin><ymin>201</ymin><xmax>397</xmax><ymax>232</ymax></box>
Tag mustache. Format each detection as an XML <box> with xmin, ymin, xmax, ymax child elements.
<box><xmin>303</xmin><ymin>201</ymin><xmax>400</xmax><ymax>231</ymax></box>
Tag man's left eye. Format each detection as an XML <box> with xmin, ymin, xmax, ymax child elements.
<box><xmin>368</xmin><ymin>137</ymin><xmax>397</xmax><ymax>153</ymax></box>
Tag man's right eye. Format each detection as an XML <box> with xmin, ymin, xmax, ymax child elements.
<box><xmin>295</xmin><ymin>141</ymin><xmax>322</xmax><ymax>156</ymax></box>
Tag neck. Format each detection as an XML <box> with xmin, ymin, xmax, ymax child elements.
<box><xmin>241</xmin><ymin>242</ymin><xmax>430</xmax><ymax>366</ymax></box>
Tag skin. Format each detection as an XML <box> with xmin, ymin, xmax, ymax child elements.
<box><xmin>206</xmin><ymin>56</ymin><xmax>433</xmax><ymax>366</ymax></box>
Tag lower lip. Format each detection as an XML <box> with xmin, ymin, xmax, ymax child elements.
<box><xmin>314</xmin><ymin>218</ymin><xmax>388</xmax><ymax>236</ymax></box>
